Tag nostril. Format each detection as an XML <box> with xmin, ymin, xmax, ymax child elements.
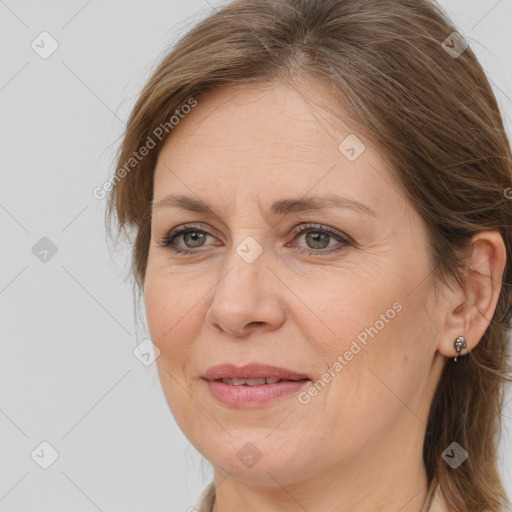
<box><xmin>248</xmin><ymin>321</ymin><xmax>265</xmax><ymax>328</ymax></box>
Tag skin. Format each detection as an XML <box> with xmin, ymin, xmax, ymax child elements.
<box><xmin>143</xmin><ymin>81</ymin><xmax>506</xmax><ymax>512</ymax></box>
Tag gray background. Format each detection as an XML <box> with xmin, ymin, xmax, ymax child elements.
<box><xmin>1</xmin><ymin>1</ymin><xmax>511</xmax><ymax>510</ymax></box>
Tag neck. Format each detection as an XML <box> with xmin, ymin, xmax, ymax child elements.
<box><xmin>211</xmin><ymin>427</ymin><xmax>429</xmax><ymax>512</ymax></box>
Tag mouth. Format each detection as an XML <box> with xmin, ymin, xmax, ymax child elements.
<box><xmin>215</xmin><ymin>377</ymin><xmax>310</xmax><ymax>386</ymax></box>
<box><xmin>202</xmin><ymin>363</ymin><xmax>312</xmax><ymax>408</ymax></box>
<box><xmin>202</xmin><ymin>363</ymin><xmax>312</xmax><ymax>382</ymax></box>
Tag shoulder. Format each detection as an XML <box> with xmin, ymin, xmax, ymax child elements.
<box><xmin>420</xmin><ymin>475</ymin><xmax>450</xmax><ymax>512</ymax></box>
<box><xmin>195</xmin><ymin>481</ymin><xmax>215</xmax><ymax>512</ymax></box>
<box><xmin>428</xmin><ymin>481</ymin><xmax>450</xmax><ymax>512</ymax></box>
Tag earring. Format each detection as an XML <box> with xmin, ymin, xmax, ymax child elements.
<box><xmin>453</xmin><ymin>335</ymin><xmax>466</xmax><ymax>362</ymax></box>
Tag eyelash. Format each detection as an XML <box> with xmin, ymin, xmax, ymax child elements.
<box><xmin>156</xmin><ymin>223</ymin><xmax>352</xmax><ymax>256</ymax></box>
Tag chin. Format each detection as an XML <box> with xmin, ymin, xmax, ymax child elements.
<box><xmin>198</xmin><ymin>434</ymin><xmax>314</xmax><ymax>486</ymax></box>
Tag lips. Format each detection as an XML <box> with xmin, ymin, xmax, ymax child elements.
<box><xmin>202</xmin><ymin>363</ymin><xmax>312</xmax><ymax>407</ymax></box>
<box><xmin>202</xmin><ymin>363</ymin><xmax>311</xmax><ymax>383</ymax></box>
<box><xmin>202</xmin><ymin>365</ymin><xmax>310</xmax><ymax>408</ymax></box>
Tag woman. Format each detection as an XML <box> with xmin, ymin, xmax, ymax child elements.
<box><xmin>106</xmin><ymin>0</ymin><xmax>512</xmax><ymax>510</ymax></box>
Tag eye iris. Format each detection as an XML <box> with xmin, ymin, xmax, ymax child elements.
<box><xmin>184</xmin><ymin>232</ymin><xmax>206</xmax><ymax>248</ymax></box>
<box><xmin>306</xmin><ymin>231</ymin><xmax>330</xmax><ymax>249</ymax></box>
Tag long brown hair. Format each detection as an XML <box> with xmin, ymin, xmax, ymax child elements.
<box><xmin>106</xmin><ymin>1</ymin><xmax>512</xmax><ymax>509</ymax></box>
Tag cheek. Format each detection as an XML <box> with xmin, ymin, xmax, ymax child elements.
<box><xmin>325</xmin><ymin>292</ymin><xmax>434</xmax><ymax>434</ymax></box>
<box><xmin>144</xmin><ymin>275</ymin><xmax>202</xmax><ymax>429</ymax></box>
<box><xmin>145</xmin><ymin>261</ymin><xmax>198</xmax><ymax>334</ymax></box>
<box><xmin>144</xmin><ymin>280</ymin><xmax>172</xmax><ymax>345</ymax></box>
<box><xmin>144</xmin><ymin>271</ymin><xmax>199</xmax><ymax>371</ymax></box>
<box><xmin>307</xmin><ymin>269</ymin><xmax>430</xmax><ymax>412</ymax></box>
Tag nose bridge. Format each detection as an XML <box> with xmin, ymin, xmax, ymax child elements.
<box><xmin>215</xmin><ymin>233</ymin><xmax>266</xmax><ymax>307</ymax></box>
<box><xmin>206</xmin><ymin>234</ymin><xmax>285</xmax><ymax>336</ymax></box>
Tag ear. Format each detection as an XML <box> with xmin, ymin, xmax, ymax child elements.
<box><xmin>437</xmin><ymin>231</ymin><xmax>507</xmax><ymax>359</ymax></box>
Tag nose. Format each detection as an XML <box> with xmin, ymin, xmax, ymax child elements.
<box><xmin>205</xmin><ymin>241</ymin><xmax>286</xmax><ymax>338</ymax></box>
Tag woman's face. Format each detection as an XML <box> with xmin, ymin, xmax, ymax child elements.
<box><xmin>144</xmin><ymin>82</ymin><xmax>447</xmax><ymax>486</ymax></box>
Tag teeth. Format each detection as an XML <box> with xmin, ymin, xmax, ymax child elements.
<box><xmin>246</xmin><ymin>378</ymin><xmax>266</xmax><ymax>386</ymax></box>
<box><xmin>220</xmin><ymin>377</ymin><xmax>282</xmax><ymax>386</ymax></box>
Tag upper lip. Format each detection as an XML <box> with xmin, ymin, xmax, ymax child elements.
<box><xmin>203</xmin><ymin>363</ymin><xmax>311</xmax><ymax>381</ymax></box>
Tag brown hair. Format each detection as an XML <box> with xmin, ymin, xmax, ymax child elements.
<box><xmin>106</xmin><ymin>0</ymin><xmax>512</xmax><ymax>509</ymax></box>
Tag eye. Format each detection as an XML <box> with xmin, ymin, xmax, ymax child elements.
<box><xmin>156</xmin><ymin>222</ymin><xmax>351</xmax><ymax>255</ymax></box>
<box><xmin>156</xmin><ymin>223</ymin><xmax>219</xmax><ymax>255</ymax></box>
<box><xmin>286</xmin><ymin>223</ymin><xmax>351</xmax><ymax>255</ymax></box>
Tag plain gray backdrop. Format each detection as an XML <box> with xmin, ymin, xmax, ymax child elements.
<box><xmin>1</xmin><ymin>0</ymin><xmax>512</xmax><ymax>510</ymax></box>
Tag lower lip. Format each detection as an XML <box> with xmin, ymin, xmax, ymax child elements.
<box><xmin>204</xmin><ymin>379</ymin><xmax>310</xmax><ymax>408</ymax></box>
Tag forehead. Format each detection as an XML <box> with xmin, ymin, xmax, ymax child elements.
<box><xmin>161</xmin><ymin>81</ymin><xmax>351</xmax><ymax>159</ymax></box>
<box><xmin>153</xmin><ymin>82</ymin><xmax>402</xmax><ymax>218</ymax></box>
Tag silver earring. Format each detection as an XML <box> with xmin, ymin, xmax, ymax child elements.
<box><xmin>453</xmin><ymin>336</ymin><xmax>466</xmax><ymax>362</ymax></box>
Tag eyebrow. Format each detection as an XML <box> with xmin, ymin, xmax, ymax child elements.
<box><xmin>152</xmin><ymin>194</ymin><xmax>376</xmax><ymax>218</ymax></box>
